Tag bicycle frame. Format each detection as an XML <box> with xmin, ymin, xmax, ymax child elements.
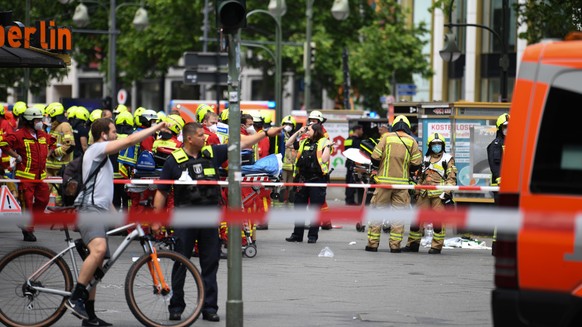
<box><xmin>25</xmin><ymin>223</ymin><xmax>170</xmax><ymax>298</ymax></box>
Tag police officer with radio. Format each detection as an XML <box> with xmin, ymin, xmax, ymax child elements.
<box><xmin>285</xmin><ymin>123</ymin><xmax>332</xmax><ymax>244</ymax></box>
<box><xmin>153</xmin><ymin>122</ymin><xmax>282</xmax><ymax>322</ymax></box>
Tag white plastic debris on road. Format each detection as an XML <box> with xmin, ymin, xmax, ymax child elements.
<box><xmin>421</xmin><ymin>236</ymin><xmax>491</xmax><ymax>250</ymax></box>
<box><xmin>444</xmin><ymin>237</ymin><xmax>491</xmax><ymax>250</ymax></box>
<box><xmin>318</xmin><ymin>247</ymin><xmax>335</xmax><ymax>257</ymax></box>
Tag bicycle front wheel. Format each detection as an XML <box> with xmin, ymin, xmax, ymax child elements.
<box><xmin>125</xmin><ymin>250</ymin><xmax>204</xmax><ymax>327</ymax></box>
<box><xmin>0</xmin><ymin>247</ymin><xmax>73</xmax><ymax>327</ymax></box>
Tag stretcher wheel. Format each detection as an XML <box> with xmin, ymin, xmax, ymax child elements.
<box><xmin>270</xmin><ymin>191</ymin><xmax>279</xmax><ymax>200</ymax></box>
<box><xmin>356</xmin><ymin>222</ymin><xmax>365</xmax><ymax>232</ymax></box>
<box><xmin>243</xmin><ymin>245</ymin><xmax>257</xmax><ymax>258</ymax></box>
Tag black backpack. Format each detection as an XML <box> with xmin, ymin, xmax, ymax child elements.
<box><xmin>61</xmin><ymin>154</ymin><xmax>107</xmax><ymax>206</ymax></box>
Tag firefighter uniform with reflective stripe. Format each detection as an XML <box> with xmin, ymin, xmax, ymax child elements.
<box><xmin>157</xmin><ymin>145</ymin><xmax>226</xmax><ymax>318</ymax></box>
<box><xmin>405</xmin><ymin>153</ymin><xmax>457</xmax><ymax>252</ymax></box>
<box><xmin>1</xmin><ymin>128</ymin><xmax>56</xmax><ymax>212</ymax></box>
<box><xmin>46</xmin><ymin>121</ymin><xmax>75</xmax><ymax>172</ymax></box>
<box><xmin>367</xmin><ymin>131</ymin><xmax>422</xmax><ymax>251</ymax></box>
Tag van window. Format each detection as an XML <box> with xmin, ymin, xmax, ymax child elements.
<box><xmin>531</xmin><ymin>71</ymin><xmax>582</xmax><ymax>195</ymax></box>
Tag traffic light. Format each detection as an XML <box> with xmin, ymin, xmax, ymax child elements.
<box><xmin>304</xmin><ymin>41</ymin><xmax>316</xmax><ymax>70</ymax></box>
<box><xmin>216</xmin><ymin>0</ymin><xmax>247</xmax><ymax>34</ymax></box>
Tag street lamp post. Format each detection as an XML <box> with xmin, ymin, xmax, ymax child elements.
<box><xmin>331</xmin><ymin>0</ymin><xmax>350</xmax><ymax>109</ymax></box>
<box><xmin>67</xmin><ymin>0</ymin><xmax>149</xmax><ymax>108</ymax></box>
<box><xmin>304</xmin><ymin>0</ymin><xmax>314</xmax><ymax>110</ymax></box>
<box><xmin>439</xmin><ymin>0</ymin><xmax>509</xmax><ymax>102</ymax></box>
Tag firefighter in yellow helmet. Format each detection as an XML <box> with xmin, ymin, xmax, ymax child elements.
<box><xmin>402</xmin><ymin>132</ymin><xmax>457</xmax><ymax>254</ymax></box>
<box><xmin>69</xmin><ymin>107</ymin><xmax>90</xmax><ymax>157</ymax></box>
<box><xmin>487</xmin><ymin>113</ymin><xmax>509</xmax><ymax>254</ymax></box>
<box><xmin>279</xmin><ymin>115</ymin><xmax>297</xmax><ymax>204</ymax></box>
<box><xmin>44</xmin><ymin>102</ymin><xmax>76</xmax><ymax>206</ymax></box>
<box><xmin>112</xmin><ymin>111</ymin><xmax>134</xmax><ymax>211</ymax></box>
<box><xmin>365</xmin><ymin>115</ymin><xmax>422</xmax><ymax>253</ymax></box>
<box><xmin>153</xmin><ymin>114</ymin><xmax>184</xmax><ymax>164</ymax></box>
<box><xmin>45</xmin><ymin>102</ymin><xmax>75</xmax><ymax>174</ymax></box>
<box><xmin>488</xmin><ymin>113</ymin><xmax>509</xmax><ymax>186</ymax></box>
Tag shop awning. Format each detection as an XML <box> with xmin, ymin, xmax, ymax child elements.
<box><xmin>0</xmin><ymin>46</ymin><xmax>70</xmax><ymax>68</ymax></box>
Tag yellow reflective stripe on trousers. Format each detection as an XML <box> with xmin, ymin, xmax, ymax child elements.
<box><xmin>389</xmin><ymin>232</ymin><xmax>403</xmax><ymax>241</ymax></box>
<box><xmin>408</xmin><ymin>231</ymin><xmax>422</xmax><ymax>241</ymax></box>
<box><xmin>433</xmin><ymin>228</ymin><xmax>446</xmax><ymax>241</ymax></box>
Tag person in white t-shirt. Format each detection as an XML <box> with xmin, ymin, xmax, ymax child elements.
<box><xmin>66</xmin><ymin>118</ymin><xmax>167</xmax><ymax>326</ymax></box>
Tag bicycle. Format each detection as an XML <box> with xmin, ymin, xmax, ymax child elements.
<box><xmin>0</xmin><ymin>209</ymin><xmax>204</xmax><ymax>327</ymax></box>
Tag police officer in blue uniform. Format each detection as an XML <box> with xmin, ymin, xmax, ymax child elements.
<box><xmin>153</xmin><ymin>122</ymin><xmax>282</xmax><ymax>322</ymax></box>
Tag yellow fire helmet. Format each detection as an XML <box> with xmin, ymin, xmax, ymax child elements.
<box><xmin>392</xmin><ymin>115</ymin><xmax>411</xmax><ymax>129</ymax></box>
<box><xmin>427</xmin><ymin>132</ymin><xmax>446</xmax><ymax>146</ymax></box>
<box><xmin>166</xmin><ymin>114</ymin><xmax>185</xmax><ymax>135</ymax></box>
<box><xmin>115</xmin><ymin>111</ymin><xmax>134</xmax><ymax>126</ymax></box>
<box><xmin>89</xmin><ymin>109</ymin><xmax>103</xmax><ymax>123</ymax></box>
<box><xmin>196</xmin><ymin>104</ymin><xmax>214</xmax><ymax>123</ymax></box>
<box><xmin>45</xmin><ymin>102</ymin><xmax>65</xmax><ymax>118</ymax></box>
<box><xmin>220</xmin><ymin>108</ymin><xmax>229</xmax><ymax>122</ymax></box>
<box><xmin>156</xmin><ymin>111</ymin><xmax>166</xmax><ymax>123</ymax></box>
<box><xmin>496</xmin><ymin>113</ymin><xmax>510</xmax><ymax>129</ymax></box>
<box><xmin>281</xmin><ymin>115</ymin><xmax>296</xmax><ymax>128</ymax></box>
<box><xmin>113</xmin><ymin>104</ymin><xmax>129</xmax><ymax>115</ymax></box>
<box><xmin>133</xmin><ymin>107</ymin><xmax>146</xmax><ymax>127</ymax></box>
<box><xmin>73</xmin><ymin>106</ymin><xmax>90</xmax><ymax>122</ymax></box>
<box><xmin>12</xmin><ymin>101</ymin><xmax>27</xmax><ymax>117</ymax></box>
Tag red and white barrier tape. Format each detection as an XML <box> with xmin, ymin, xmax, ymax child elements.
<box><xmin>0</xmin><ymin>178</ymin><xmax>500</xmax><ymax>192</ymax></box>
<box><xmin>2</xmin><ymin>207</ymin><xmax>580</xmax><ymax>233</ymax></box>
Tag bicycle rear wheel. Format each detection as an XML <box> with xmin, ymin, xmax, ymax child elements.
<box><xmin>0</xmin><ymin>247</ymin><xmax>73</xmax><ymax>327</ymax></box>
<box><xmin>125</xmin><ymin>250</ymin><xmax>204</xmax><ymax>327</ymax></box>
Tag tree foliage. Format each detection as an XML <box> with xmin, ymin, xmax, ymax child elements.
<box><xmin>514</xmin><ymin>0</ymin><xmax>582</xmax><ymax>44</ymax></box>
<box><xmin>1</xmin><ymin>0</ymin><xmax>431</xmax><ymax>112</ymax></box>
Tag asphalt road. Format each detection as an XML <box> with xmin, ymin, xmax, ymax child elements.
<box><xmin>0</xmin><ymin>221</ymin><xmax>494</xmax><ymax>327</ymax></box>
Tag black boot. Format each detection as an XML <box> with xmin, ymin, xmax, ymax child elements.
<box><xmin>428</xmin><ymin>248</ymin><xmax>442</xmax><ymax>254</ymax></box>
<box><xmin>285</xmin><ymin>234</ymin><xmax>303</xmax><ymax>242</ymax></box>
<box><xmin>364</xmin><ymin>246</ymin><xmax>378</xmax><ymax>252</ymax></box>
<box><xmin>22</xmin><ymin>230</ymin><xmax>36</xmax><ymax>242</ymax></box>
<box><xmin>402</xmin><ymin>243</ymin><xmax>420</xmax><ymax>253</ymax></box>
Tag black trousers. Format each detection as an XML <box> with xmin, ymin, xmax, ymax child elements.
<box><xmin>170</xmin><ymin>227</ymin><xmax>220</xmax><ymax>315</ymax></box>
<box><xmin>345</xmin><ymin>169</ymin><xmax>364</xmax><ymax>205</ymax></box>
<box><xmin>292</xmin><ymin>176</ymin><xmax>327</xmax><ymax>241</ymax></box>
<box><xmin>112</xmin><ymin>183</ymin><xmax>129</xmax><ymax>211</ymax></box>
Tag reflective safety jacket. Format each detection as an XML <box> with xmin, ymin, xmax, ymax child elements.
<box><xmin>282</xmin><ymin>132</ymin><xmax>296</xmax><ymax>171</ymax></box>
<box><xmin>372</xmin><ymin>131</ymin><xmax>422</xmax><ymax>185</ymax></box>
<box><xmin>171</xmin><ymin>147</ymin><xmax>221</xmax><ymax>207</ymax></box>
<box><xmin>294</xmin><ymin>137</ymin><xmax>330</xmax><ymax>178</ymax></box>
<box><xmin>419</xmin><ymin>153</ymin><xmax>457</xmax><ymax>197</ymax></box>
<box><xmin>46</xmin><ymin>122</ymin><xmax>75</xmax><ymax>170</ymax></box>
<box><xmin>1</xmin><ymin>128</ymin><xmax>56</xmax><ymax>180</ymax></box>
<box><xmin>0</xmin><ymin>118</ymin><xmax>14</xmax><ymax>169</ymax></box>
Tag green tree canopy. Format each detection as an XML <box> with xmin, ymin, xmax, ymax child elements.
<box><xmin>1</xmin><ymin>0</ymin><xmax>431</xmax><ymax>113</ymax></box>
<box><xmin>514</xmin><ymin>0</ymin><xmax>582</xmax><ymax>44</ymax></box>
